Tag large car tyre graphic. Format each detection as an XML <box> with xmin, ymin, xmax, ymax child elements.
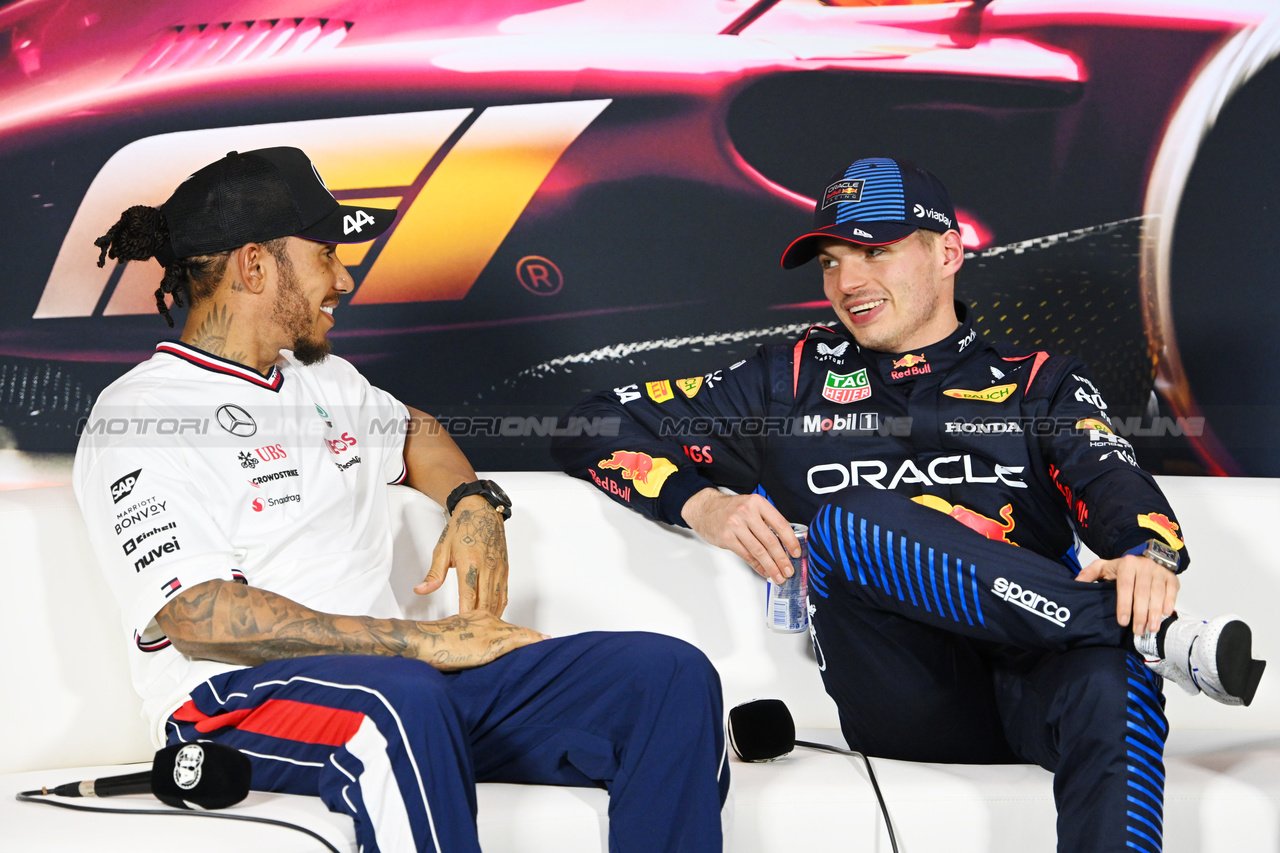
<box><xmin>1142</xmin><ymin>13</ymin><xmax>1280</xmax><ymax>477</ymax></box>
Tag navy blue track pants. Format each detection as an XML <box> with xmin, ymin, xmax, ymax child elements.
<box><xmin>166</xmin><ymin>631</ymin><xmax>729</xmax><ymax>853</ymax></box>
<box><xmin>807</xmin><ymin>489</ymin><xmax>1167</xmax><ymax>853</ymax></box>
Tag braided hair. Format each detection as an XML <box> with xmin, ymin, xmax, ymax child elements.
<box><xmin>94</xmin><ymin>206</ymin><xmax>230</xmax><ymax>328</ymax></box>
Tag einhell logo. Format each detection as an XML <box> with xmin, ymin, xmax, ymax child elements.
<box><xmin>35</xmin><ymin>101</ymin><xmax>611</xmax><ymax>318</ymax></box>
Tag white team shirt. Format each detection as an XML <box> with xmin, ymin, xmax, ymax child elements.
<box><xmin>73</xmin><ymin>342</ymin><xmax>411</xmax><ymax>745</ymax></box>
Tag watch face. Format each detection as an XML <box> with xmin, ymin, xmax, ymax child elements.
<box><xmin>482</xmin><ymin>479</ymin><xmax>511</xmax><ymax>505</ymax></box>
<box><xmin>1146</xmin><ymin>540</ymin><xmax>1178</xmax><ymax>569</ymax></box>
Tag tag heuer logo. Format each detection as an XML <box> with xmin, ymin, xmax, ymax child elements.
<box><xmin>822</xmin><ymin>369</ymin><xmax>871</xmax><ymax>404</ymax></box>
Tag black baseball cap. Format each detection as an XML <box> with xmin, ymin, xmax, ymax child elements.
<box><xmin>156</xmin><ymin>147</ymin><xmax>396</xmax><ymax>265</ymax></box>
<box><xmin>780</xmin><ymin>157</ymin><xmax>957</xmax><ymax>269</ymax></box>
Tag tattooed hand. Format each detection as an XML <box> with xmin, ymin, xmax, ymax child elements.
<box><xmin>155</xmin><ymin>579</ymin><xmax>544</xmax><ymax>671</ymax></box>
<box><xmin>415</xmin><ymin>495</ymin><xmax>510</xmax><ymax>617</ymax></box>
<box><xmin>413</xmin><ymin>611</ymin><xmax>544</xmax><ymax>670</ymax></box>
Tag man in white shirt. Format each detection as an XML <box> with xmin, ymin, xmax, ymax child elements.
<box><xmin>76</xmin><ymin>147</ymin><xmax>728</xmax><ymax>853</ymax></box>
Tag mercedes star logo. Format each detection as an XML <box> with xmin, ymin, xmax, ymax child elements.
<box><xmin>216</xmin><ymin>404</ymin><xmax>257</xmax><ymax>437</ymax></box>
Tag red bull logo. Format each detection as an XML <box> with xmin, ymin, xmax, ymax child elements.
<box><xmin>1137</xmin><ymin>512</ymin><xmax>1184</xmax><ymax>550</ymax></box>
<box><xmin>913</xmin><ymin>494</ymin><xmax>1018</xmax><ymax>545</ymax></box>
<box><xmin>890</xmin><ymin>353</ymin><xmax>931</xmax><ymax>379</ymax></box>
<box><xmin>597</xmin><ymin>450</ymin><xmax>679</xmax><ymax>498</ymax></box>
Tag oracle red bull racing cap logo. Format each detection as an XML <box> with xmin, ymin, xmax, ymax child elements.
<box><xmin>596</xmin><ymin>450</ymin><xmax>679</xmax><ymax>499</ymax></box>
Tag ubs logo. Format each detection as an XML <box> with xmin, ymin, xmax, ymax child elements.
<box><xmin>216</xmin><ymin>405</ymin><xmax>256</xmax><ymax>437</ymax></box>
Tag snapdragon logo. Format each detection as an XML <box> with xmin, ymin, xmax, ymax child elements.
<box><xmin>990</xmin><ymin>578</ymin><xmax>1070</xmax><ymax>627</ymax></box>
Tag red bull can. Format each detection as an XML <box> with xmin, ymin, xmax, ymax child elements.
<box><xmin>765</xmin><ymin>523</ymin><xmax>809</xmax><ymax>633</ymax></box>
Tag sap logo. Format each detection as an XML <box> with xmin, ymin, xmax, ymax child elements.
<box><xmin>913</xmin><ymin>204</ymin><xmax>953</xmax><ymax>229</ymax></box>
<box><xmin>806</xmin><ymin>455</ymin><xmax>1027</xmax><ymax>494</ymax></box>
<box><xmin>133</xmin><ymin>536</ymin><xmax>181</xmax><ymax>572</ymax></box>
<box><xmin>613</xmin><ymin>384</ymin><xmax>641</xmax><ymax>404</ymax></box>
<box><xmin>326</xmin><ymin>432</ymin><xmax>358</xmax><ymax>455</ymax></box>
<box><xmin>991</xmin><ymin>578</ymin><xmax>1070</xmax><ymax>626</ymax></box>
<box><xmin>110</xmin><ymin>469</ymin><xmax>142</xmax><ymax>504</ymax></box>
<box><xmin>852</xmin><ymin>228</ymin><xmax>872</xmax><ymax>239</ymax></box>
<box><xmin>343</xmin><ymin>209</ymin><xmax>375</xmax><ymax>235</ymax></box>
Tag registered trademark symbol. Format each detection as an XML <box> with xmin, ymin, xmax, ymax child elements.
<box><xmin>516</xmin><ymin>255</ymin><xmax>562</xmax><ymax>296</ymax></box>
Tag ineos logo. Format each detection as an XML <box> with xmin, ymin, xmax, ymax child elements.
<box><xmin>216</xmin><ymin>405</ymin><xmax>257</xmax><ymax>437</ymax></box>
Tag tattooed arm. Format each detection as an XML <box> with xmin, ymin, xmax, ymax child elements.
<box><xmin>401</xmin><ymin>405</ymin><xmax>510</xmax><ymax>616</ymax></box>
<box><xmin>155</xmin><ymin>579</ymin><xmax>540</xmax><ymax>670</ymax></box>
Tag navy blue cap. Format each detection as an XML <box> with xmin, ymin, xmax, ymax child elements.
<box><xmin>780</xmin><ymin>158</ymin><xmax>957</xmax><ymax>269</ymax></box>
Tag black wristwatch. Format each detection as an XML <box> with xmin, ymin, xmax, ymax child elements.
<box><xmin>1142</xmin><ymin>538</ymin><xmax>1179</xmax><ymax>572</ymax></box>
<box><xmin>446</xmin><ymin>479</ymin><xmax>512</xmax><ymax>520</ymax></box>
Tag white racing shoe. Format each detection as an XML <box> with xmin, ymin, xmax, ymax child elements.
<box><xmin>1139</xmin><ymin>614</ymin><xmax>1267</xmax><ymax>706</ymax></box>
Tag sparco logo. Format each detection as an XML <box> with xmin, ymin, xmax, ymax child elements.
<box><xmin>110</xmin><ymin>469</ymin><xmax>142</xmax><ymax>503</ymax></box>
<box><xmin>991</xmin><ymin>578</ymin><xmax>1071</xmax><ymax>626</ymax></box>
<box><xmin>216</xmin><ymin>405</ymin><xmax>256</xmax><ymax>437</ymax></box>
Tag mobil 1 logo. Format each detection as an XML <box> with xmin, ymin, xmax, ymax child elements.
<box><xmin>111</xmin><ymin>469</ymin><xmax>142</xmax><ymax>504</ymax></box>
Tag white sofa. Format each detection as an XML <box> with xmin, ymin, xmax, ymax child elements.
<box><xmin>2</xmin><ymin>473</ymin><xmax>1278</xmax><ymax>852</ymax></box>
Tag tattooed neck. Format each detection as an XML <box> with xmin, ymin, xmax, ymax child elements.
<box><xmin>187</xmin><ymin>303</ymin><xmax>235</xmax><ymax>358</ymax></box>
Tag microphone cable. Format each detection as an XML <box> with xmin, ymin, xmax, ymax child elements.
<box><xmin>793</xmin><ymin>740</ymin><xmax>899</xmax><ymax>853</ymax></box>
<box><xmin>15</xmin><ymin>789</ymin><xmax>342</xmax><ymax>853</ymax></box>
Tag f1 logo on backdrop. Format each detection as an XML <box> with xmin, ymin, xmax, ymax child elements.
<box><xmin>34</xmin><ymin>100</ymin><xmax>611</xmax><ymax>318</ymax></box>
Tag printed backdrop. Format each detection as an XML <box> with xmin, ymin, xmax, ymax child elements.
<box><xmin>0</xmin><ymin>0</ymin><xmax>1277</xmax><ymax>483</ymax></box>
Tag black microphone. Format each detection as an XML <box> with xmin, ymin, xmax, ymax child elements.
<box><xmin>727</xmin><ymin>698</ymin><xmax>796</xmax><ymax>762</ymax></box>
<box><xmin>45</xmin><ymin>742</ymin><xmax>252</xmax><ymax>810</ymax></box>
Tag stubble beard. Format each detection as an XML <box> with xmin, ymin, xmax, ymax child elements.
<box><xmin>271</xmin><ymin>253</ymin><xmax>332</xmax><ymax>366</ymax></box>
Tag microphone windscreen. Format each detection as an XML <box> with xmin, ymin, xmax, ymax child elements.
<box><xmin>728</xmin><ymin>698</ymin><xmax>796</xmax><ymax>762</ymax></box>
<box><xmin>151</xmin><ymin>742</ymin><xmax>252</xmax><ymax>810</ymax></box>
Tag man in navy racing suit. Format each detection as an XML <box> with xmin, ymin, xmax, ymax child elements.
<box><xmin>551</xmin><ymin>157</ymin><xmax>1265</xmax><ymax>853</ymax></box>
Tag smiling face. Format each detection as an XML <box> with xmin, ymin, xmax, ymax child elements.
<box><xmin>817</xmin><ymin>229</ymin><xmax>963</xmax><ymax>353</ymax></box>
<box><xmin>267</xmin><ymin>237</ymin><xmax>352</xmax><ymax>365</ymax></box>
